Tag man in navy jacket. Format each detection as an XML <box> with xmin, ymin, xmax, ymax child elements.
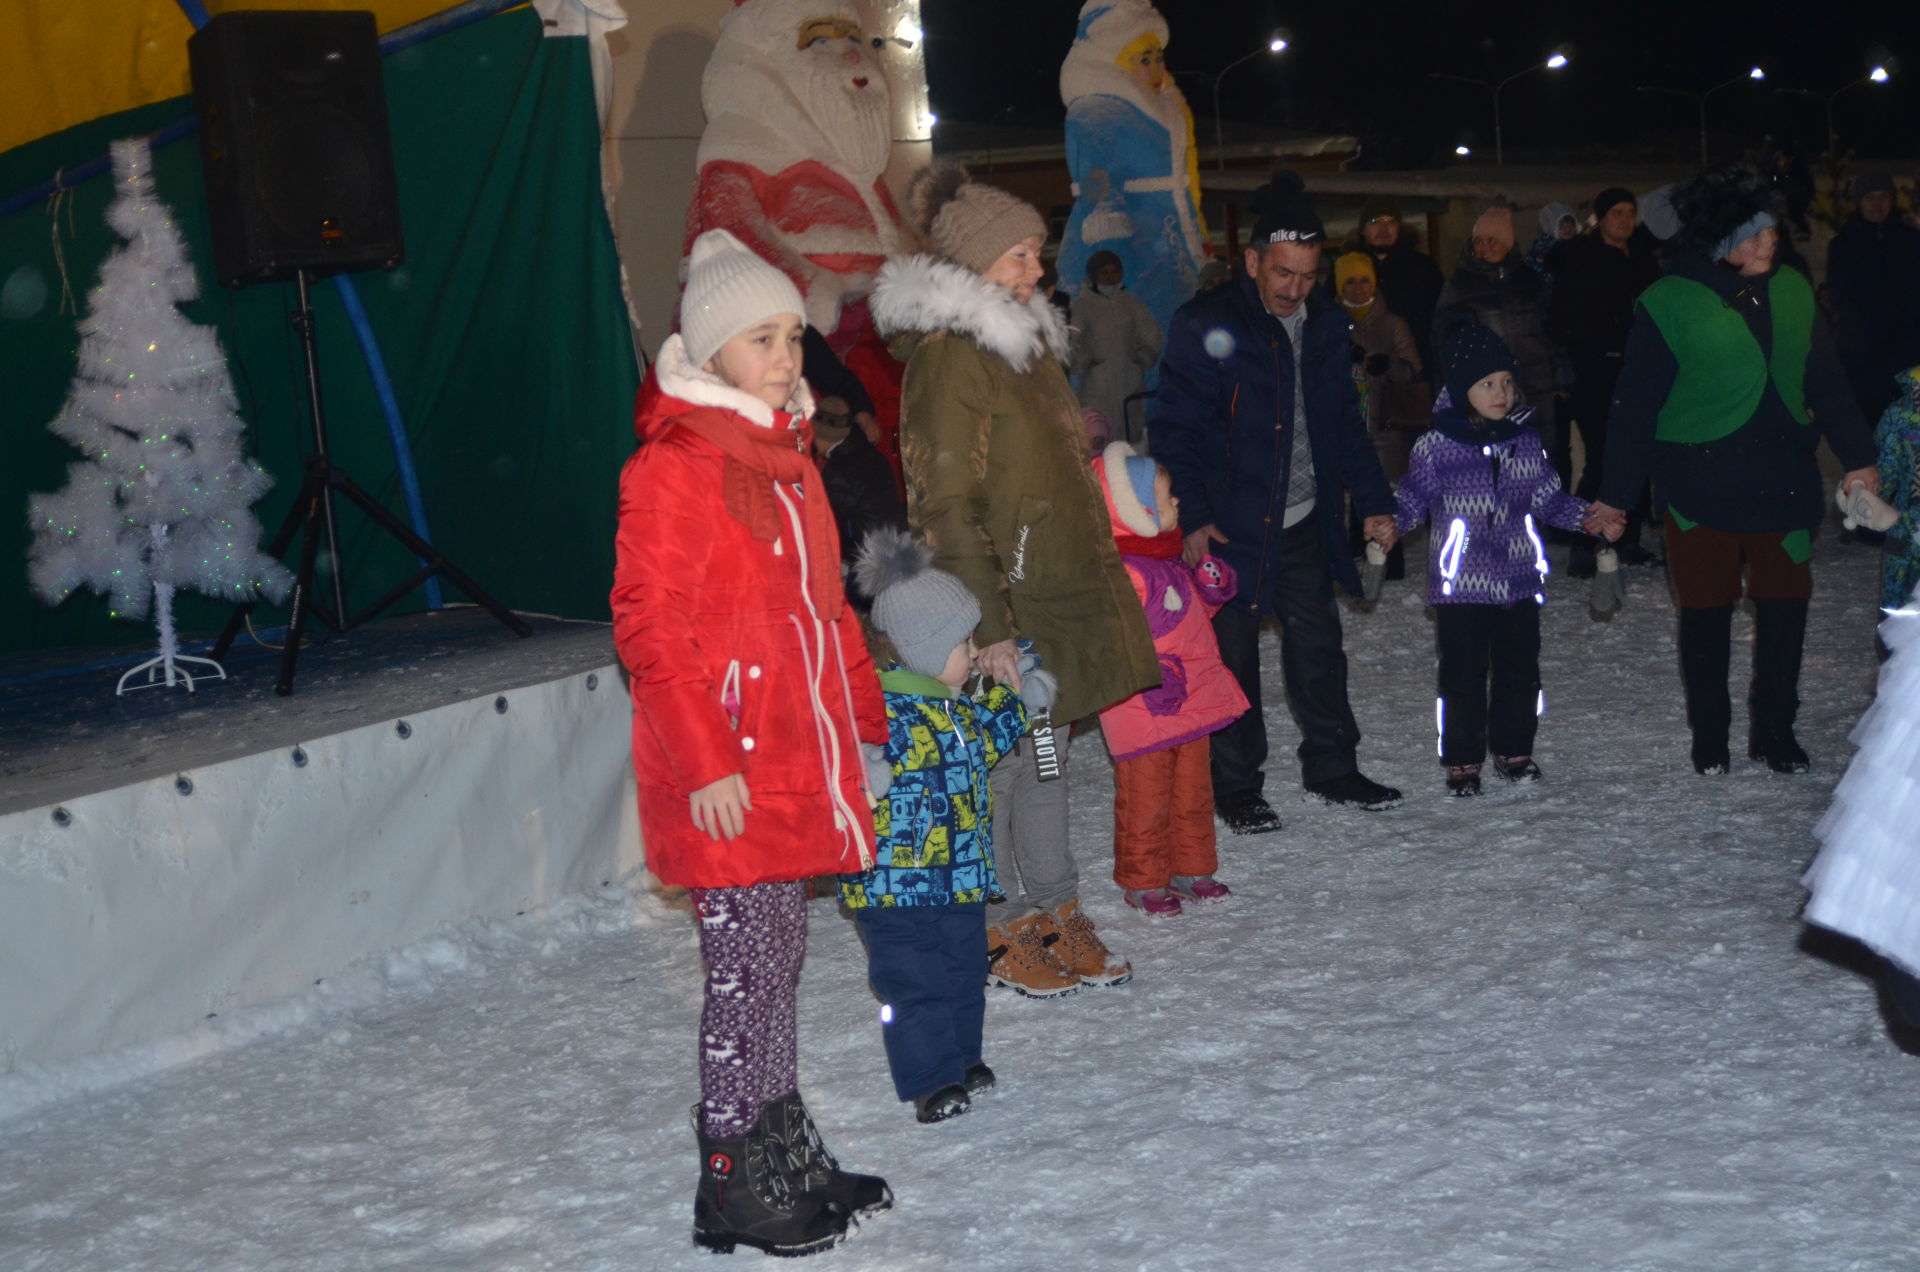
<box><xmin>1151</xmin><ymin>171</ymin><xmax>1402</xmax><ymax>832</ymax></box>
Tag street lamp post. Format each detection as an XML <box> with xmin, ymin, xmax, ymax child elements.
<box><xmin>1636</xmin><ymin>66</ymin><xmax>1765</xmax><ymax>166</ymax></box>
<box><xmin>1208</xmin><ymin>31</ymin><xmax>1289</xmax><ymax>171</ymax></box>
<box><xmin>1428</xmin><ymin>48</ymin><xmax>1570</xmax><ymax>166</ymax></box>
<box><xmin>1778</xmin><ymin>66</ymin><xmax>1893</xmax><ymax>157</ymax></box>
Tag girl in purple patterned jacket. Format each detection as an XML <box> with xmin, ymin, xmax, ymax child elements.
<box><xmin>1395</xmin><ymin>325</ymin><xmax>1620</xmax><ymax>796</ymax></box>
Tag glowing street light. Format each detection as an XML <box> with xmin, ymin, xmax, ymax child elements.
<box><xmin>1429</xmin><ymin>46</ymin><xmax>1572</xmax><ymax>166</ymax></box>
<box><xmin>1209</xmin><ymin>30</ymin><xmax>1292</xmax><ymax>170</ymax></box>
<box><xmin>1777</xmin><ymin>63</ymin><xmax>1895</xmax><ymax>156</ymax></box>
<box><xmin>1455</xmin><ymin>145</ymin><xmax>1471</xmax><ymax>156</ymax></box>
<box><xmin>1636</xmin><ymin>63</ymin><xmax>1770</xmax><ymax>165</ymax></box>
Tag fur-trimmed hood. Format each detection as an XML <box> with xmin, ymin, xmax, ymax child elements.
<box><xmin>870</xmin><ymin>253</ymin><xmax>1071</xmax><ymax>372</ymax></box>
<box><xmin>639</xmin><ymin>332</ymin><xmax>816</xmax><ymax>440</ymax></box>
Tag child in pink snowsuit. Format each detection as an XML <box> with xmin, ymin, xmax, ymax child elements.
<box><xmin>1091</xmin><ymin>442</ymin><xmax>1251</xmax><ymax>914</ymax></box>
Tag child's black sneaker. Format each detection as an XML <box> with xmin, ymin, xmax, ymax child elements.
<box><xmin>1494</xmin><ymin>755</ymin><xmax>1542</xmax><ymax>783</ymax></box>
<box><xmin>1445</xmin><ymin>764</ymin><xmax>1482</xmax><ymax>797</ymax></box>
<box><xmin>914</xmin><ymin>1084</ymin><xmax>971</xmax><ymax>1124</ymax></box>
<box><xmin>963</xmin><ymin>1062</ymin><xmax>996</xmax><ymax>1094</ymax></box>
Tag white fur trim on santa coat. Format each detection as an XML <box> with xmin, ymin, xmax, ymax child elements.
<box><xmin>1098</xmin><ymin>439</ymin><xmax>1160</xmax><ymax>537</ymax></box>
<box><xmin>869</xmin><ymin>254</ymin><xmax>1071</xmax><ymax>373</ymax></box>
<box><xmin>653</xmin><ymin>332</ymin><xmax>816</xmax><ymax>429</ymax></box>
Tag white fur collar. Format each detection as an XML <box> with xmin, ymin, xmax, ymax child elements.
<box><xmin>1060</xmin><ymin>56</ymin><xmax>1194</xmax><ymax>140</ymax></box>
<box><xmin>870</xmin><ymin>254</ymin><xmax>1070</xmax><ymax>372</ymax></box>
<box><xmin>654</xmin><ymin>332</ymin><xmax>815</xmax><ymax>427</ymax></box>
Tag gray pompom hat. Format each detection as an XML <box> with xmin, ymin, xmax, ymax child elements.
<box><xmin>856</xmin><ymin>528</ymin><xmax>981</xmax><ymax>677</ymax></box>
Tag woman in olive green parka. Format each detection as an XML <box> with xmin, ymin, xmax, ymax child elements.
<box><xmin>869</xmin><ymin>162</ymin><xmax>1159</xmax><ymax>998</ymax></box>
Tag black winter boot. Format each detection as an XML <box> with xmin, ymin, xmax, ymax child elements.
<box><xmin>691</xmin><ymin>1104</ymin><xmax>850</xmax><ymax>1257</ymax></box>
<box><xmin>764</xmin><ymin>1092</ymin><xmax>892</xmax><ymax>1219</ymax></box>
<box><xmin>1748</xmin><ymin>597</ymin><xmax>1811</xmax><ymax>772</ymax></box>
<box><xmin>1678</xmin><ymin>605</ymin><xmax>1734</xmax><ymax>774</ymax></box>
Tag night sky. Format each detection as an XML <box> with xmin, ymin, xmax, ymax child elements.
<box><xmin>921</xmin><ymin>1</ymin><xmax>1914</xmax><ymax>167</ymax></box>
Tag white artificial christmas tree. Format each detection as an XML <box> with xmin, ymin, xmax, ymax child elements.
<box><xmin>27</xmin><ymin>137</ymin><xmax>292</xmax><ymax>693</ymax></box>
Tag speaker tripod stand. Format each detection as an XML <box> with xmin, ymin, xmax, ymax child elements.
<box><xmin>210</xmin><ymin>269</ymin><xmax>530</xmax><ymax>695</ymax></box>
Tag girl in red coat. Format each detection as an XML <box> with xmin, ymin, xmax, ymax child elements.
<box><xmin>612</xmin><ymin>229</ymin><xmax>891</xmax><ymax>1257</ymax></box>
<box><xmin>1091</xmin><ymin>442</ymin><xmax>1250</xmax><ymax>914</ymax></box>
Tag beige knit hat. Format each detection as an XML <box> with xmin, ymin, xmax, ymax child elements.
<box><xmin>905</xmin><ymin>160</ymin><xmax>1048</xmax><ymax>276</ymax></box>
<box><xmin>680</xmin><ymin>228</ymin><xmax>806</xmax><ymax>369</ymax></box>
<box><xmin>1471</xmin><ymin>203</ymin><xmax>1516</xmax><ymax>254</ymax></box>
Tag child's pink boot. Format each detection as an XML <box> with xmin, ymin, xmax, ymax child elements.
<box><xmin>1169</xmin><ymin>874</ymin><xmax>1232</xmax><ymax>903</ymax></box>
<box><xmin>1124</xmin><ymin>887</ymin><xmax>1183</xmax><ymax>916</ymax></box>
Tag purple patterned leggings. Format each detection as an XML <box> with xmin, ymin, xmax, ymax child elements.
<box><xmin>688</xmin><ymin>880</ymin><xmax>808</xmax><ymax>1138</ymax></box>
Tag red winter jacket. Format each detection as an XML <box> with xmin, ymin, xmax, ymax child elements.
<box><xmin>612</xmin><ymin>336</ymin><xmax>887</xmax><ymax>888</ymax></box>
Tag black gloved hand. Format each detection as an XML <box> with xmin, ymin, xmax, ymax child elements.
<box><xmin>1365</xmin><ymin>353</ymin><xmax>1391</xmax><ymax>376</ymax></box>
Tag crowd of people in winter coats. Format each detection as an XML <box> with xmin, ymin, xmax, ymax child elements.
<box><xmin>611</xmin><ymin>149</ymin><xmax>1920</xmax><ymax>1255</ymax></box>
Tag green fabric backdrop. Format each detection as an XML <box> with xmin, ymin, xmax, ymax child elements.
<box><xmin>0</xmin><ymin>8</ymin><xmax>638</xmax><ymax>656</ymax></box>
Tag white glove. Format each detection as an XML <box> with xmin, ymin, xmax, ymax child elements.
<box><xmin>1017</xmin><ymin>668</ymin><xmax>1059</xmax><ymax>714</ymax></box>
<box><xmin>861</xmin><ymin>743</ymin><xmax>892</xmax><ymax>803</ymax></box>
<box><xmin>1838</xmin><ymin>483</ymin><xmax>1899</xmax><ymax>533</ymax></box>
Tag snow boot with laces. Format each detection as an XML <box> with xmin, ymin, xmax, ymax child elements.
<box><xmin>1036</xmin><ymin>899</ymin><xmax>1132</xmax><ymax>986</ymax></box>
<box><xmin>691</xmin><ymin>1103</ymin><xmax>850</xmax><ymax>1257</ymax></box>
<box><xmin>763</xmin><ymin>1092</ymin><xmax>892</xmax><ymax>1220</ymax></box>
<box><xmin>986</xmin><ymin>913</ymin><xmax>1080</xmax><ymax>999</ymax></box>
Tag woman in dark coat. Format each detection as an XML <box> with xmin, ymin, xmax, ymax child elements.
<box><xmin>1433</xmin><ymin>203</ymin><xmax>1558</xmax><ymax>410</ymax></box>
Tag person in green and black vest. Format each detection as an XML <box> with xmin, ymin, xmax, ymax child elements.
<box><xmin>1589</xmin><ymin>166</ymin><xmax>1881</xmax><ymax>777</ymax></box>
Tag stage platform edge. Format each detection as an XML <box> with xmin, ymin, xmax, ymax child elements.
<box><xmin>1</xmin><ymin>662</ymin><xmax>643</xmax><ymax>1071</ymax></box>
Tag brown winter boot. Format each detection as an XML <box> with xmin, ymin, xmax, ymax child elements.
<box><xmin>1036</xmin><ymin>899</ymin><xmax>1133</xmax><ymax>987</ymax></box>
<box><xmin>986</xmin><ymin>913</ymin><xmax>1081</xmax><ymax>999</ymax></box>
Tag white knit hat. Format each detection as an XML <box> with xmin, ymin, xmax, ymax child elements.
<box><xmin>680</xmin><ymin>229</ymin><xmax>806</xmax><ymax>369</ymax></box>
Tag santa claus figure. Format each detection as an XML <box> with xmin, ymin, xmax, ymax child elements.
<box><xmin>1057</xmin><ymin>0</ymin><xmax>1208</xmax><ymax>334</ymax></box>
<box><xmin>685</xmin><ymin>0</ymin><xmax>904</xmax><ymax>336</ymax></box>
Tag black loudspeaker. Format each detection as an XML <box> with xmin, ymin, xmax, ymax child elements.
<box><xmin>188</xmin><ymin>10</ymin><xmax>404</xmax><ymax>289</ymax></box>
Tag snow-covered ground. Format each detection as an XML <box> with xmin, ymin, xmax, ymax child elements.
<box><xmin>4</xmin><ymin>532</ymin><xmax>1914</xmax><ymax>1272</ymax></box>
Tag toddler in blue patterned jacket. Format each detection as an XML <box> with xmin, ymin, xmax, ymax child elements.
<box><xmin>840</xmin><ymin>530</ymin><xmax>1051</xmax><ymax>1124</ymax></box>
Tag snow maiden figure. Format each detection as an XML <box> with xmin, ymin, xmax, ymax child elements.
<box><xmin>684</xmin><ymin>0</ymin><xmax>905</xmax><ymax>339</ymax></box>
<box><xmin>1056</xmin><ymin>0</ymin><xmax>1207</xmax><ymax>336</ymax></box>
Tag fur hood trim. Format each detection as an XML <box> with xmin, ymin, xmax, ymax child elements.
<box><xmin>653</xmin><ymin>332</ymin><xmax>815</xmax><ymax>428</ymax></box>
<box><xmin>870</xmin><ymin>253</ymin><xmax>1071</xmax><ymax>372</ymax></box>
<box><xmin>1094</xmin><ymin>440</ymin><xmax>1161</xmax><ymax>537</ymax></box>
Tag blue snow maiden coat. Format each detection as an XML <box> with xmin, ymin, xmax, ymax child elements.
<box><xmin>839</xmin><ymin>670</ymin><xmax>1029</xmax><ymax>909</ymax></box>
<box><xmin>1150</xmin><ymin>277</ymin><xmax>1397</xmax><ymax>609</ymax></box>
<box><xmin>1056</xmin><ymin>5</ymin><xmax>1207</xmax><ymax>335</ymax></box>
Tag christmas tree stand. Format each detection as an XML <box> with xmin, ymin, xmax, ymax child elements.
<box><xmin>118</xmin><ymin>545</ymin><xmax>230</xmax><ymax>695</ymax></box>
<box><xmin>210</xmin><ymin>269</ymin><xmax>530</xmax><ymax>696</ymax></box>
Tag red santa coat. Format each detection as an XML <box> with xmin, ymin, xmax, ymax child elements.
<box><xmin>684</xmin><ymin>0</ymin><xmax>903</xmax><ymax>334</ymax></box>
<box><xmin>612</xmin><ymin>336</ymin><xmax>886</xmax><ymax>888</ymax></box>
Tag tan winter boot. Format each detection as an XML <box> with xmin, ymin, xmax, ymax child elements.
<box><xmin>1037</xmin><ymin>899</ymin><xmax>1133</xmax><ymax>987</ymax></box>
<box><xmin>986</xmin><ymin>913</ymin><xmax>1081</xmax><ymax>999</ymax></box>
